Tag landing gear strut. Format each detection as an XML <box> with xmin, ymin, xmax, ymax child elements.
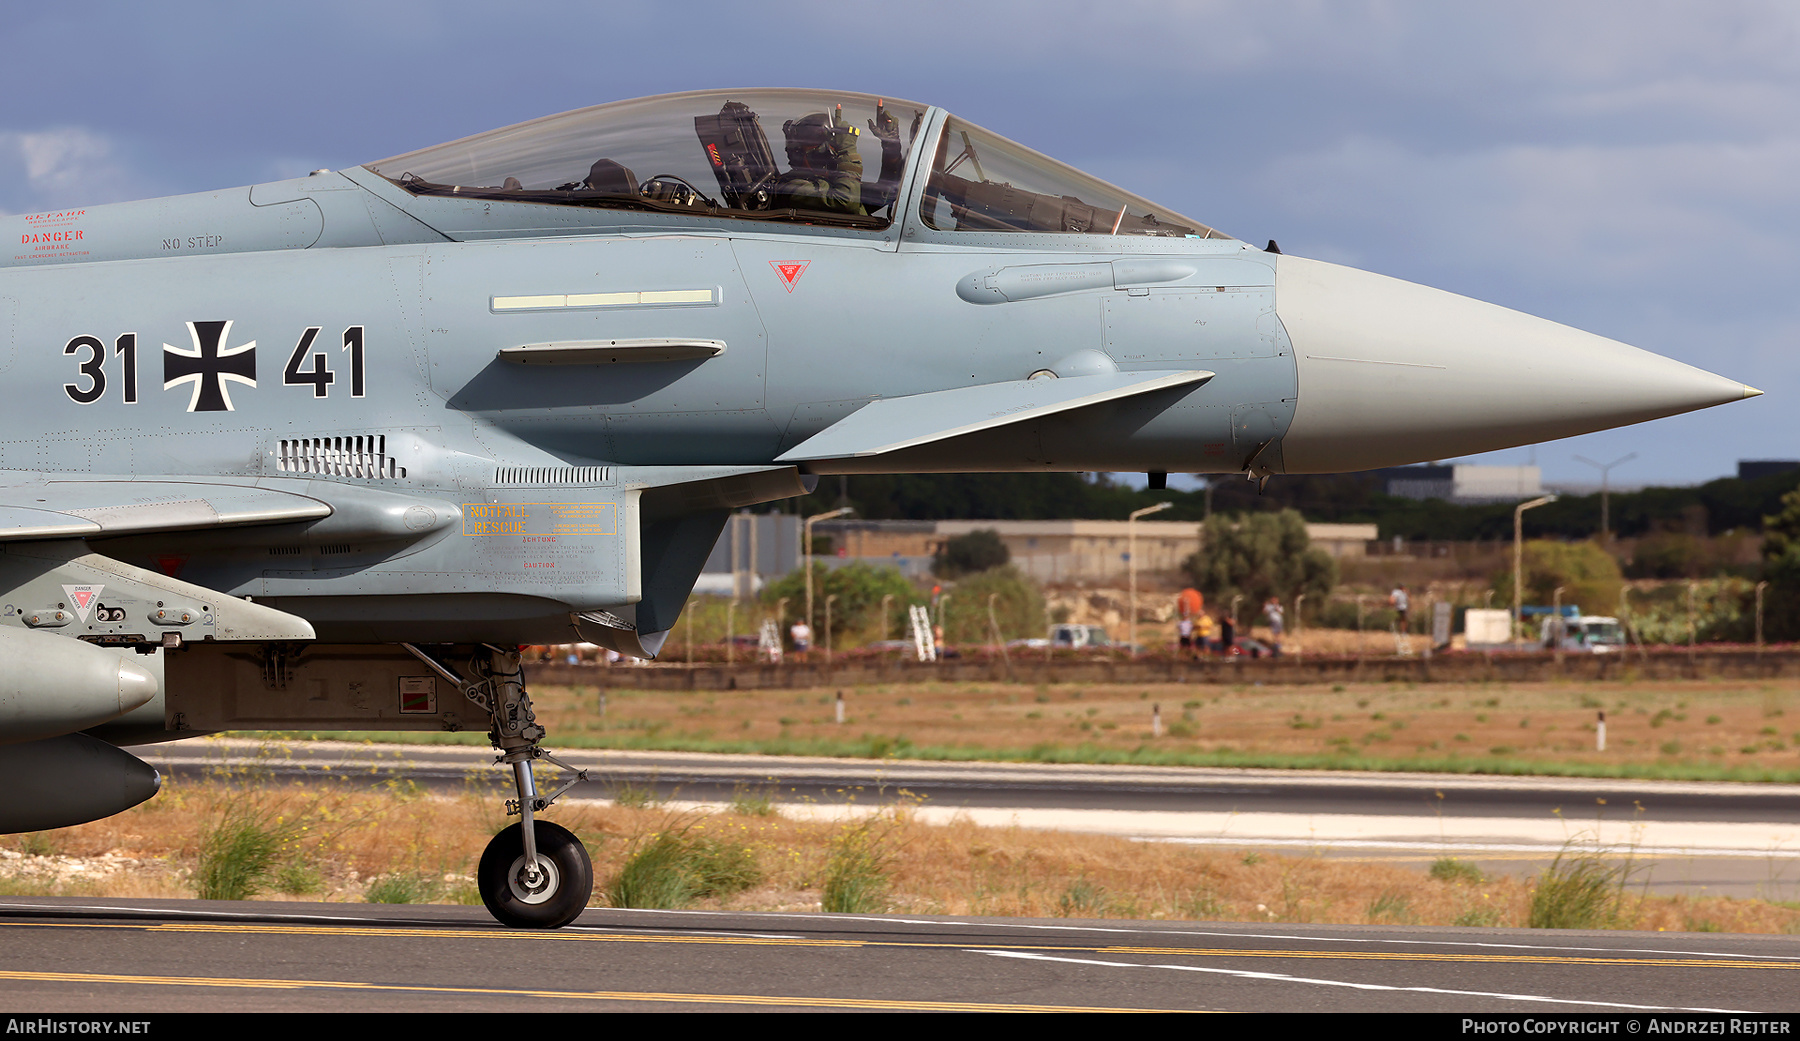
<box><xmin>403</xmin><ymin>643</ymin><xmax>593</xmax><ymax>928</ymax></box>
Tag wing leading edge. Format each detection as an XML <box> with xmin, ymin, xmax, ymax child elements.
<box><xmin>0</xmin><ymin>480</ymin><xmax>331</xmax><ymax>542</ymax></box>
<box><xmin>774</xmin><ymin>369</ymin><xmax>1214</xmax><ymax>463</ymax></box>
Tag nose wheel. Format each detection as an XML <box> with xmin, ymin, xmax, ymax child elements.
<box><xmin>478</xmin><ymin>820</ymin><xmax>592</xmax><ymax>929</ymax></box>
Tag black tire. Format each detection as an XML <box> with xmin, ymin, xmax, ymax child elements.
<box><xmin>478</xmin><ymin>820</ymin><xmax>593</xmax><ymax>929</ymax></box>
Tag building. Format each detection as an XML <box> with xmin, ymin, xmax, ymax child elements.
<box><xmin>1739</xmin><ymin>460</ymin><xmax>1800</xmax><ymax>481</ymax></box>
<box><xmin>1379</xmin><ymin>464</ymin><xmax>1542</xmax><ymax>503</ymax></box>
<box><xmin>694</xmin><ymin>515</ymin><xmax>1376</xmax><ymax>590</ymax></box>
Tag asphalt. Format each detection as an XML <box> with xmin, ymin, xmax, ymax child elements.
<box><xmin>1</xmin><ymin>899</ymin><xmax>1796</xmax><ymax>1013</ymax></box>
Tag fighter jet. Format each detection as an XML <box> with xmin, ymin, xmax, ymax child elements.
<box><xmin>0</xmin><ymin>89</ymin><xmax>1758</xmax><ymax>927</ymax></box>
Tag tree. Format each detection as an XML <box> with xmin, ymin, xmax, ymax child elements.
<box><xmin>1762</xmin><ymin>488</ymin><xmax>1800</xmax><ymax>640</ymax></box>
<box><xmin>1489</xmin><ymin>540</ymin><xmax>1623</xmax><ymax>614</ymax></box>
<box><xmin>932</xmin><ymin>529</ymin><xmax>1009</xmax><ymax>578</ymax></box>
<box><xmin>1181</xmin><ymin>510</ymin><xmax>1337</xmax><ymax>608</ymax></box>
<box><xmin>939</xmin><ymin>565</ymin><xmax>1044</xmax><ymax>646</ymax></box>
<box><xmin>760</xmin><ymin>562</ymin><xmax>919</xmax><ymax>642</ymax></box>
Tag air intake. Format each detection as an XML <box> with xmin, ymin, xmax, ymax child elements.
<box><xmin>277</xmin><ymin>436</ymin><xmax>405</xmax><ymax>479</ymax></box>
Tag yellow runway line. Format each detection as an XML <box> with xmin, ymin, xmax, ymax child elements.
<box><xmin>0</xmin><ymin>969</ymin><xmax>1184</xmax><ymax>1012</ymax></box>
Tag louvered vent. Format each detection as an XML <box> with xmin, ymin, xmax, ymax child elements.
<box><xmin>277</xmin><ymin>435</ymin><xmax>405</xmax><ymax>478</ymax></box>
<box><xmin>494</xmin><ymin>466</ymin><xmax>612</xmax><ymax>485</ymax></box>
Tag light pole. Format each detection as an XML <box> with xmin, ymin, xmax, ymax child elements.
<box><xmin>1573</xmin><ymin>453</ymin><xmax>1636</xmax><ymax>543</ymax></box>
<box><xmin>1513</xmin><ymin>495</ymin><xmax>1557</xmax><ymax>645</ymax></box>
<box><xmin>804</xmin><ymin>507</ymin><xmax>854</xmax><ymax>643</ymax></box>
<box><xmin>1128</xmin><ymin>501</ymin><xmax>1174</xmax><ymax>657</ymax></box>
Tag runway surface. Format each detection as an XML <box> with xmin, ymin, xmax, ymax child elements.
<box><xmin>1</xmin><ymin>898</ymin><xmax>1795</xmax><ymax>1013</ymax></box>
<box><xmin>140</xmin><ymin>739</ymin><xmax>1800</xmax><ymax>899</ymax></box>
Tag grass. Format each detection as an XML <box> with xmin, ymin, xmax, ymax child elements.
<box><xmin>606</xmin><ymin>826</ymin><xmax>763</xmax><ymax>909</ymax></box>
<box><xmin>1527</xmin><ymin>847</ymin><xmax>1636</xmax><ymax>929</ymax></box>
<box><xmin>195</xmin><ymin>811</ymin><xmax>288</xmax><ymax>900</ymax></box>
<box><xmin>820</xmin><ymin>814</ymin><xmax>898</xmax><ymax>914</ymax></box>
<box><xmin>365</xmin><ymin>873</ymin><xmax>442</xmax><ymax>904</ymax></box>
<box><xmin>728</xmin><ymin>782</ymin><xmax>778</xmax><ymax>817</ymax></box>
<box><xmin>607</xmin><ymin>778</ymin><xmax>664</xmax><ymax>809</ymax></box>
<box><xmin>1429</xmin><ymin>857</ymin><xmax>1486</xmax><ymax>884</ymax></box>
<box><xmin>292</xmin><ymin>676</ymin><xmax>1800</xmax><ymax>783</ymax></box>
<box><xmin>6</xmin><ymin>773</ymin><xmax>1800</xmax><ymax>933</ymax></box>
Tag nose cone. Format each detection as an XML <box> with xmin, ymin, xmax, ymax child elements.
<box><xmin>1274</xmin><ymin>255</ymin><xmax>1758</xmax><ymax>473</ymax></box>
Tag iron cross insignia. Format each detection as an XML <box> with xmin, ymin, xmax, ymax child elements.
<box><xmin>163</xmin><ymin>319</ymin><xmax>256</xmax><ymax>412</ymax></box>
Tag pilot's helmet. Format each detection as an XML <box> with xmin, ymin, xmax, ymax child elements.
<box><xmin>783</xmin><ymin>112</ymin><xmax>859</xmax><ymax>168</ymax></box>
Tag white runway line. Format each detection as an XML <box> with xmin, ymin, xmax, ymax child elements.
<box><xmin>971</xmin><ymin>950</ymin><xmax>1756</xmax><ymax>1013</ymax></box>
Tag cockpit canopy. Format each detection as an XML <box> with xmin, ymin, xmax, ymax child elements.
<box><xmin>365</xmin><ymin>89</ymin><xmax>1226</xmax><ymax>239</ymax></box>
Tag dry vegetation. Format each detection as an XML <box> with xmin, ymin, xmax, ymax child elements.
<box><xmin>512</xmin><ymin>677</ymin><xmax>1800</xmax><ymax>779</ymax></box>
<box><xmin>5</xmin><ymin>772</ymin><xmax>1798</xmax><ymax>935</ymax></box>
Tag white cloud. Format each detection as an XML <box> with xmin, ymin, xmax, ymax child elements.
<box><xmin>0</xmin><ymin>127</ymin><xmax>140</xmax><ymax>213</ymax></box>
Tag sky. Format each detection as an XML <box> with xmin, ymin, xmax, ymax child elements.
<box><xmin>2</xmin><ymin>1</ymin><xmax>1792</xmax><ymax>489</ymax></box>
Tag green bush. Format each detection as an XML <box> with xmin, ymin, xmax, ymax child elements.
<box><xmin>1623</xmin><ymin>578</ymin><xmax>1753</xmax><ymax>644</ymax></box>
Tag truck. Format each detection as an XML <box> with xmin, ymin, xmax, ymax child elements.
<box><xmin>1526</xmin><ymin>606</ymin><xmax>1627</xmax><ymax>653</ymax></box>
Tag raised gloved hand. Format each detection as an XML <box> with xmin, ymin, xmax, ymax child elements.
<box><xmin>868</xmin><ymin>99</ymin><xmax>899</xmax><ymax>141</ymax></box>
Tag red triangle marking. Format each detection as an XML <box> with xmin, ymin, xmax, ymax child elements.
<box><xmin>157</xmin><ymin>556</ymin><xmax>187</xmax><ymax>578</ymax></box>
<box><xmin>71</xmin><ymin>590</ymin><xmax>95</xmax><ymax>609</ymax></box>
<box><xmin>770</xmin><ymin>260</ymin><xmax>811</xmax><ymax>292</ymax></box>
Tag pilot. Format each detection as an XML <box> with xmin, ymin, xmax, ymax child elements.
<box><xmin>770</xmin><ymin>112</ymin><xmax>866</xmax><ymax>216</ymax></box>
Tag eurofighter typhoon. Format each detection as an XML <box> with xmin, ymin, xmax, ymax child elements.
<box><xmin>0</xmin><ymin>90</ymin><xmax>1758</xmax><ymax>926</ymax></box>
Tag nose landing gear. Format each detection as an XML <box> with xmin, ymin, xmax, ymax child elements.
<box><xmin>403</xmin><ymin>643</ymin><xmax>595</xmax><ymax>928</ymax></box>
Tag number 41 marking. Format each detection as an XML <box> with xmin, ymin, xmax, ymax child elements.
<box><xmin>283</xmin><ymin>325</ymin><xmax>364</xmax><ymax>398</ymax></box>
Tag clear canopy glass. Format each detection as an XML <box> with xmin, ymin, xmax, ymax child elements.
<box><xmin>922</xmin><ymin>117</ymin><xmax>1224</xmax><ymax>238</ymax></box>
<box><xmin>364</xmin><ymin>90</ymin><xmax>1227</xmax><ymax>239</ymax></box>
<box><xmin>366</xmin><ymin>89</ymin><xmax>926</xmax><ymax>229</ymax></box>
